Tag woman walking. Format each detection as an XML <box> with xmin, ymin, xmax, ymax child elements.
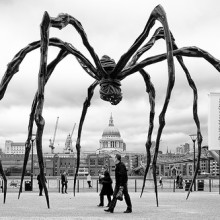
<box><xmin>97</xmin><ymin>169</ymin><xmax>113</xmax><ymax>207</ymax></box>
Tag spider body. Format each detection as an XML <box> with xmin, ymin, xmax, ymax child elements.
<box><xmin>99</xmin><ymin>55</ymin><xmax>122</xmax><ymax>105</ymax></box>
<box><xmin>0</xmin><ymin>4</ymin><xmax>220</xmax><ymax>209</ymax></box>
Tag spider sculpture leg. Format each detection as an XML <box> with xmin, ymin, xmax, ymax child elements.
<box><xmin>0</xmin><ymin>45</ymin><xmax>68</xmax><ymax>201</ymax></box>
<box><xmin>122</xmin><ymin>45</ymin><xmax>220</xmax><ymax>205</ymax></box>
<box><xmin>139</xmin><ymin>29</ymin><xmax>212</xmax><ymax>198</ymax></box>
<box><xmin>0</xmin><ymin>159</ymin><xmax>7</xmax><ymax>203</ymax></box>
<box><xmin>119</xmin><ymin>5</ymin><xmax>175</xmax><ymax>207</ymax></box>
<box><xmin>112</xmin><ymin>5</ymin><xmax>175</xmax><ymax>80</ymax></box>
<box><xmin>0</xmin><ymin>34</ymin><xmax>96</xmax><ymax>206</ymax></box>
<box><xmin>33</xmin><ymin>12</ymin><xmax>51</xmax><ymax>209</ymax></box>
<box><xmin>19</xmin><ymin>50</ymin><xmax>69</xmax><ymax>199</ymax></box>
<box><xmin>148</xmin><ymin>30</ymin><xmax>203</xmax><ymax>198</ymax></box>
<box><xmin>172</xmin><ymin>47</ymin><xmax>203</xmax><ymax>199</ymax></box>
<box><xmin>136</xmin><ymin>27</ymin><xmax>203</xmax><ymax>198</ymax></box>
<box><xmin>119</xmin><ymin>10</ymin><xmax>219</xmax><ymax>205</ymax></box>
<box><xmin>50</xmin><ymin>12</ymin><xmax>105</xmax><ymax>79</ymax></box>
<box><xmin>73</xmin><ymin>81</ymin><xmax>98</xmax><ymax>196</ymax></box>
<box><xmin>124</xmin><ymin>29</ymin><xmax>161</xmax><ymax>198</ymax></box>
<box><xmin>139</xmin><ymin>69</ymin><xmax>156</xmax><ymax>198</ymax></box>
<box><xmin>20</xmin><ymin>11</ymin><xmax>99</xmax><ymax>207</ymax></box>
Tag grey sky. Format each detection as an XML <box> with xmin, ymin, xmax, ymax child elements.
<box><xmin>0</xmin><ymin>0</ymin><xmax>220</xmax><ymax>154</ymax></box>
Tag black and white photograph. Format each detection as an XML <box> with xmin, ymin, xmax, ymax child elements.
<box><xmin>0</xmin><ymin>0</ymin><xmax>220</xmax><ymax>219</ymax></box>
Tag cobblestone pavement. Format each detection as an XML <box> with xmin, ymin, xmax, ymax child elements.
<box><xmin>0</xmin><ymin>191</ymin><xmax>220</xmax><ymax>219</ymax></box>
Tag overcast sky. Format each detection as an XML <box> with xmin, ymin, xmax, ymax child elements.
<box><xmin>0</xmin><ymin>0</ymin><xmax>220</xmax><ymax>154</ymax></box>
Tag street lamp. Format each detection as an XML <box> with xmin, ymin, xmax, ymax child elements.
<box><xmin>189</xmin><ymin>134</ymin><xmax>197</xmax><ymax>191</ymax></box>
<box><xmin>31</xmin><ymin>134</ymin><xmax>36</xmax><ymax>191</ymax></box>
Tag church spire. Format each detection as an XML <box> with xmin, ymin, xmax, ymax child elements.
<box><xmin>109</xmin><ymin>113</ymin><xmax>114</xmax><ymax>126</ymax></box>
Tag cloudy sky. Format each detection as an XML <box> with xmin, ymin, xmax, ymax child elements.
<box><xmin>0</xmin><ymin>0</ymin><xmax>220</xmax><ymax>154</ymax></box>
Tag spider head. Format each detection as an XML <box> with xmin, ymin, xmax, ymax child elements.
<box><xmin>99</xmin><ymin>55</ymin><xmax>122</xmax><ymax>105</ymax></box>
<box><xmin>100</xmin><ymin>55</ymin><xmax>116</xmax><ymax>73</ymax></box>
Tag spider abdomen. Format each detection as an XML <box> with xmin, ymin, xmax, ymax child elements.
<box><xmin>99</xmin><ymin>78</ymin><xmax>122</xmax><ymax>105</ymax></box>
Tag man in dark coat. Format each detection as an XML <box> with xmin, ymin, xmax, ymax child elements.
<box><xmin>176</xmin><ymin>174</ymin><xmax>180</xmax><ymax>188</ymax></box>
<box><xmin>37</xmin><ymin>173</ymin><xmax>46</xmax><ymax>196</ymax></box>
<box><xmin>61</xmin><ymin>171</ymin><xmax>68</xmax><ymax>194</ymax></box>
<box><xmin>105</xmin><ymin>154</ymin><xmax>132</xmax><ymax>213</ymax></box>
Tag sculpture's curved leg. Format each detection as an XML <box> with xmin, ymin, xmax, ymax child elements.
<box><xmin>139</xmin><ymin>69</ymin><xmax>155</xmax><ymax>197</ymax></box>
<box><xmin>117</xmin><ymin>6</ymin><xmax>175</xmax><ymax>207</ymax></box>
<box><xmin>0</xmin><ymin>160</ymin><xmax>7</xmax><ymax>203</ymax></box>
<box><xmin>128</xmin><ymin>27</ymin><xmax>165</xmax><ymax>68</ymax></box>
<box><xmin>0</xmin><ymin>35</ymin><xmax>97</xmax><ymax>203</ymax></box>
<box><xmin>120</xmin><ymin>46</ymin><xmax>220</xmax><ymax>79</ymax></box>
<box><xmin>132</xmin><ymin>28</ymin><xmax>203</xmax><ymax>198</ymax></box>
<box><xmin>112</xmin><ymin>5</ymin><xmax>174</xmax><ymax>77</ymax></box>
<box><xmin>148</xmin><ymin>7</ymin><xmax>174</xmax><ymax>208</ymax></box>
<box><xmin>19</xmin><ymin>49</ymin><xmax>69</xmax><ymax>199</ymax></box>
<box><xmin>160</xmin><ymin>36</ymin><xmax>203</xmax><ymax>198</ymax></box>
<box><xmin>171</xmin><ymin>45</ymin><xmax>203</xmax><ymax>199</ymax></box>
<box><xmin>50</xmin><ymin>13</ymin><xmax>106</xmax><ymax>78</ymax></box>
<box><xmin>121</xmin><ymin>30</ymin><xmax>220</xmax><ymax>202</ymax></box>
<box><xmin>34</xmin><ymin>11</ymin><xmax>51</xmax><ymax>208</ymax></box>
<box><xmin>0</xmin><ymin>38</ymin><xmax>97</xmax><ymax>101</ymax></box>
<box><xmin>74</xmin><ymin>80</ymin><xmax>98</xmax><ymax>196</ymax></box>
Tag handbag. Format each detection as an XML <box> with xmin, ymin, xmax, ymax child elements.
<box><xmin>116</xmin><ymin>186</ymin><xmax>123</xmax><ymax>201</ymax></box>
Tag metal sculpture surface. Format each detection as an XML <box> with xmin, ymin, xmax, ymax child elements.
<box><xmin>0</xmin><ymin>5</ymin><xmax>220</xmax><ymax>208</ymax></box>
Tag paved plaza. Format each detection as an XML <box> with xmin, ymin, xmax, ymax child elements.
<box><xmin>0</xmin><ymin>191</ymin><xmax>220</xmax><ymax>219</ymax></box>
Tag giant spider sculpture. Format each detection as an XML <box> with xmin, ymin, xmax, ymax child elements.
<box><xmin>0</xmin><ymin>5</ymin><xmax>220</xmax><ymax>208</ymax></box>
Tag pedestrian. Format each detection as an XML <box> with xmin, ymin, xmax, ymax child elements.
<box><xmin>97</xmin><ymin>168</ymin><xmax>113</xmax><ymax>207</ymax></box>
<box><xmin>98</xmin><ymin>170</ymin><xmax>104</xmax><ymax>191</ymax></box>
<box><xmin>176</xmin><ymin>174</ymin><xmax>180</xmax><ymax>188</ymax></box>
<box><xmin>159</xmin><ymin>174</ymin><xmax>163</xmax><ymax>188</ymax></box>
<box><xmin>61</xmin><ymin>171</ymin><xmax>68</xmax><ymax>194</ymax></box>
<box><xmin>37</xmin><ymin>173</ymin><xmax>46</xmax><ymax>196</ymax></box>
<box><xmin>105</xmin><ymin>154</ymin><xmax>132</xmax><ymax>213</ymax></box>
<box><xmin>179</xmin><ymin>173</ymin><xmax>183</xmax><ymax>189</ymax></box>
<box><xmin>87</xmin><ymin>173</ymin><xmax>92</xmax><ymax>188</ymax></box>
<box><xmin>0</xmin><ymin>176</ymin><xmax>2</xmax><ymax>190</ymax></box>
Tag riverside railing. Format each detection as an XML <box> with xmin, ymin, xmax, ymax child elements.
<box><xmin>2</xmin><ymin>176</ymin><xmax>220</xmax><ymax>193</ymax></box>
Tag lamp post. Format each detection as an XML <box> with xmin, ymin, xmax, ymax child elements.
<box><xmin>31</xmin><ymin>134</ymin><xmax>36</xmax><ymax>191</ymax></box>
<box><xmin>189</xmin><ymin>134</ymin><xmax>197</xmax><ymax>191</ymax></box>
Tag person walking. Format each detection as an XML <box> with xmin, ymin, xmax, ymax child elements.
<box><xmin>87</xmin><ymin>173</ymin><xmax>92</xmax><ymax>188</ymax></box>
<box><xmin>61</xmin><ymin>171</ymin><xmax>68</xmax><ymax>194</ymax></box>
<box><xmin>98</xmin><ymin>170</ymin><xmax>104</xmax><ymax>191</ymax></box>
<box><xmin>37</xmin><ymin>173</ymin><xmax>46</xmax><ymax>196</ymax></box>
<box><xmin>176</xmin><ymin>174</ymin><xmax>180</xmax><ymax>188</ymax></box>
<box><xmin>97</xmin><ymin>168</ymin><xmax>113</xmax><ymax>207</ymax></box>
<box><xmin>159</xmin><ymin>175</ymin><xmax>163</xmax><ymax>188</ymax></box>
<box><xmin>179</xmin><ymin>173</ymin><xmax>183</xmax><ymax>189</ymax></box>
<box><xmin>104</xmin><ymin>154</ymin><xmax>132</xmax><ymax>213</ymax></box>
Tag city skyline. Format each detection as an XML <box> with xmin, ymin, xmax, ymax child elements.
<box><xmin>0</xmin><ymin>0</ymin><xmax>220</xmax><ymax>154</ymax></box>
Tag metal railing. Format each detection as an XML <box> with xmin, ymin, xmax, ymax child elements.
<box><xmin>2</xmin><ymin>176</ymin><xmax>220</xmax><ymax>193</ymax></box>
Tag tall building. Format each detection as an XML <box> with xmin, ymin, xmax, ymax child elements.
<box><xmin>5</xmin><ymin>140</ymin><xmax>37</xmax><ymax>154</ymax></box>
<box><xmin>183</xmin><ymin>143</ymin><xmax>190</xmax><ymax>154</ymax></box>
<box><xmin>176</xmin><ymin>143</ymin><xmax>190</xmax><ymax>154</ymax></box>
<box><xmin>176</xmin><ymin>146</ymin><xmax>182</xmax><ymax>154</ymax></box>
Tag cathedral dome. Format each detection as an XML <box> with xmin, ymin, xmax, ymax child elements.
<box><xmin>102</xmin><ymin>115</ymin><xmax>121</xmax><ymax>138</ymax></box>
<box><xmin>97</xmin><ymin>114</ymin><xmax>126</xmax><ymax>154</ymax></box>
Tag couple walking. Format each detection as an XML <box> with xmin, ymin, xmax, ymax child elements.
<box><xmin>98</xmin><ymin>154</ymin><xmax>132</xmax><ymax>214</ymax></box>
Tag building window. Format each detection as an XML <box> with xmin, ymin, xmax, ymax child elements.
<box><xmin>90</xmin><ymin>158</ymin><xmax>96</xmax><ymax>166</ymax></box>
<box><xmin>98</xmin><ymin>158</ymin><xmax>104</xmax><ymax>166</ymax></box>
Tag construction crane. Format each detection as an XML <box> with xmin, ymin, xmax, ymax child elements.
<box><xmin>70</xmin><ymin>123</ymin><xmax>76</xmax><ymax>139</ymax></box>
<box><xmin>49</xmin><ymin>116</ymin><xmax>59</xmax><ymax>154</ymax></box>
